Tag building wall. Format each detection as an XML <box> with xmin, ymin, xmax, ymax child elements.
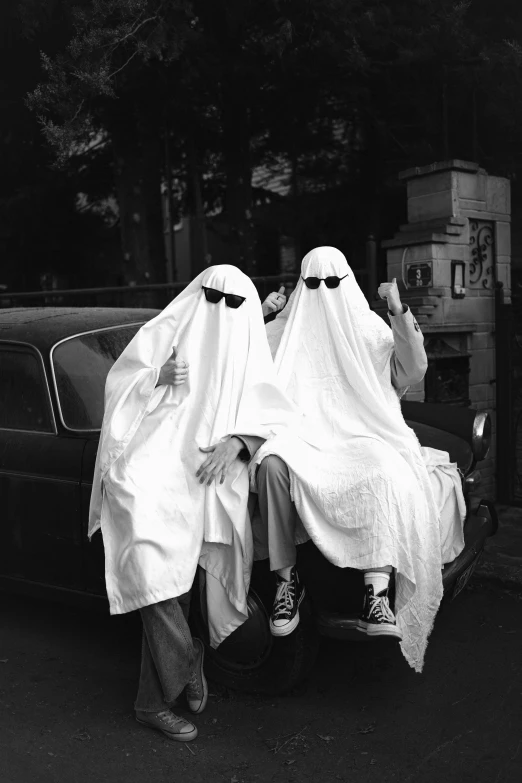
<box><xmin>379</xmin><ymin>161</ymin><xmax>511</xmax><ymax>500</ymax></box>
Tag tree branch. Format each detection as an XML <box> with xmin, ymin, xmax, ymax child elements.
<box><xmin>70</xmin><ymin>99</ymin><xmax>86</xmax><ymax>124</ymax></box>
<box><xmin>103</xmin><ymin>15</ymin><xmax>158</xmax><ymax>49</ymax></box>
<box><xmin>108</xmin><ymin>49</ymin><xmax>140</xmax><ymax>80</ymax></box>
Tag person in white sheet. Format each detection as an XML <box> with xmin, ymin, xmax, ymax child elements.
<box><xmin>88</xmin><ymin>265</ymin><xmax>299</xmax><ymax>743</ymax></box>
<box><xmin>244</xmin><ymin>246</ymin><xmax>464</xmax><ymax>674</ymax></box>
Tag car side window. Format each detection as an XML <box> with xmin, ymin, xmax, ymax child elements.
<box><xmin>0</xmin><ymin>346</ymin><xmax>54</xmax><ymax>432</ymax></box>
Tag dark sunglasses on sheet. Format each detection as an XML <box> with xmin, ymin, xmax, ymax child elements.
<box><xmin>202</xmin><ymin>286</ymin><xmax>246</xmax><ymax>309</ymax></box>
<box><xmin>301</xmin><ymin>273</ymin><xmax>349</xmax><ymax>289</ymax></box>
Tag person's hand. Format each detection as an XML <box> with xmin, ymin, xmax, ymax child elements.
<box><xmin>378</xmin><ymin>278</ymin><xmax>404</xmax><ymax>316</ymax></box>
<box><xmin>262</xmin><ymin>285</ymin><xmax>287</xmax><ymax>317</ymax></box>
<box><xmin>157</xmin><ymin>348</ymin><xmax>189</xmax><ymax>387</ymax></box>
<box><xmin>196</xmin><ymin>437</ymin><xmax>245</xmax><ymax>485</ymax></box>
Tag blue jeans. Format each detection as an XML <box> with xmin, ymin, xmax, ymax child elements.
<box><xmin>134</xmin><ymin>592</ymin><xmax>197</xmax><ymax>713</ymax></box>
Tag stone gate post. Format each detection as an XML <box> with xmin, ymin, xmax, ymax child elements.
<box><xmin>379</xmin><ymin>160</ymin><xmax>511</xmax><ymax>500</ymax></box>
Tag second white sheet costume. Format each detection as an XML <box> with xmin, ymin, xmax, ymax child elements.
<box><xmin>252</xmin><ymin>247</ymin><xmax>458</xmax><ymax>672</ymax></box>
<box><xmin>88</xmin><ymin>265</ymin><xmax>299</xmax><ymax>647</ymax></box>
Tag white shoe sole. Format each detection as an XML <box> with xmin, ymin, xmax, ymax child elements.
<box><xmin>136</xmin><ymin>717</ymin><xmax>198</xmax><ymax>742</ymax></box>
<box><xmin>355</xmin><ymin>619</ymin><xmax>402</xmax><ymax>640</ymax></box>
<box><xmin>270</xmin><ymin>610</ymin><xmax>300</xmax><ymax>637</ymax></box>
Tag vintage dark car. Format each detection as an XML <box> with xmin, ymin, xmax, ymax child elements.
<box><xmin>0</xmin><ymin>308</ymin><xmax>497</xmax><ymax>693</ymax></box>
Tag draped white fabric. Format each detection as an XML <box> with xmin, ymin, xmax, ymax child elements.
<box><xmin>88</xmin><ymin>265</ymin><xmax>298</xmax><ymax>647</ymax></box>
<box><xmin>421</xmin><ymin>447</ymin><xmax>466</xmax><ymax>564</ymax></box>
<box><xmin>253</xmin><ymin>247</ymin><xmax>444</xmax><ymax>672</ymax></box>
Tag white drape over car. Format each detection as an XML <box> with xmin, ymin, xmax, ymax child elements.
<box><xmin>254</xmin><ymin>247</ymin><xmax>447</xmax><ymax>672</ymax></box>
<box><xmin>88</xmin><ymin>265</ymin><xmax>299</xmax><ymax>647</ymax></box>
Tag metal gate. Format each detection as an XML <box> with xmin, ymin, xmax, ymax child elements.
<box><xmin>496</xmin><ymin>271</ymin><xmax>522</xmax><ymax>505</ymax></box>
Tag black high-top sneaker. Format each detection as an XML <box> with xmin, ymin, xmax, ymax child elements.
<box><xmin>356</xmin><ymin>584</ymin><xmax>402</xmax><ymax>639</ymax></box>
<box><xmin>269</xmin><ymin>567</ymin><xmax>305</xmax><ymax>637</ymax></box>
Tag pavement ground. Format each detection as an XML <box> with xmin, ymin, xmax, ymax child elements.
<box><xmin>476</xmin><ymin>504</ymin><xmax>522</xmax><ymax>590</ymax></box>
<box><xmin>1</xmin><ymin>573</ymin><xmax>521</xmax><ymax>783</ymax></box>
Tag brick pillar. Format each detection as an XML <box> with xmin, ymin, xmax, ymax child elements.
<box><xmin>378</xmin><ymin>160</ymin><xmax>511</xmax><ymax>500</ymax></box>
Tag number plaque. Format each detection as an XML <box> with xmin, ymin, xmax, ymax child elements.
<box><xmin>406</xmin><ymin>262</ymin><xmax>433</xmax><ymax>288</ymax></box>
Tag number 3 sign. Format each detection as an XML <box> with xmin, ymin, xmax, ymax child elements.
<box><xmin>406</xmin><ymin>262</ymin><xmax>433</xmax><ymax>288</ymax></box>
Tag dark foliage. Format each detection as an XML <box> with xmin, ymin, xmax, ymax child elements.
<box><xmin>2</xmin><ymin>1</ymin><xmax>522</xmax><ymax>287</ymax></box>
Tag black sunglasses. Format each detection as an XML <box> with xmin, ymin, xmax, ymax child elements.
<box><xmin>202</xmin><ymin>286</ymin><xmax>246</xmax><ymax>309</ymax></box>
<box><xmin>301</xmin><ymin>273</ymin><xmax>349</xmax><ymax>289</ymax></box>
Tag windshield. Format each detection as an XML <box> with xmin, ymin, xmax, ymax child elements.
<box><xmin>52</xmin><ymin>324</ymin><xmax>143</xmax><ymax>431</ymax></box>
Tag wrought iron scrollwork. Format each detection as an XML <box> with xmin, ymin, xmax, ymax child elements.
<box><xmin>469</xmin><ymin>220</ymin><xmax>494</xmax><ymax>288</ymax></box>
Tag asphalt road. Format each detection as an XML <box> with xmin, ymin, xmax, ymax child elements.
<box><xmin>0</xmin><ymin>579</ymin><xmax>521</xmax><ymax>783</ymax></box>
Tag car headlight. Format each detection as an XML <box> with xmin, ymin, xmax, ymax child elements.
<box><xmin>471</xmin><ymin>411</ymin><xmax>491</xmax><ymax>462</ymax></box>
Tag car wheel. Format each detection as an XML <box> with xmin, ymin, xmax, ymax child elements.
<box><xmin>190</xmin><ymin>566</ymin><xmax>320</xmax><ymax>695</ymax></box>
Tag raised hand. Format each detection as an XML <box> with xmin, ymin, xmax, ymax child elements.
<box><xmin>262</xmin><ymin>285</ymin><xmax>287</xmax><ymax>317</ymax></box>
<box><xmin>377</xmin><ymin>278</ymin><xmax>404</xmax><ymax>316</ymax></box>
<box><xmin>157</xmin><ymin>347</ymin><xmax>189</xmax><ymax>387</ymax></box>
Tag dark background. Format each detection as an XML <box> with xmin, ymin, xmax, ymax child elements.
<box><xmin>2</xmin><ymin>0</ymin><xmax>522</xmax><ymax>292</ymax></box>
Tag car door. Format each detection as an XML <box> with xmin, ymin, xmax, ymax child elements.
<box><xmin>48</xmin><ymin>322</ymin><xmax>147</xmax><ymax>597</ymax></box>
<box><xmin>81</xmin><ymin>436</ymin><xmax>106</xmax><ymax>595</ymax></box>
<box><xmin>0</xmin><ymin>342</ymin><xmax>86</xmax><ymax>589</ymax></box>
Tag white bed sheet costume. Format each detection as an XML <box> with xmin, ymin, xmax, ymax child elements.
<box><xmin>252</xmin><ymin>247</ymin><xmax>465</xmax><ymax>672</ymax></box>
<box><xmin>88</xmin><ymin>265</ymin><xmax>303</xmax><ymax>648</ymax></box>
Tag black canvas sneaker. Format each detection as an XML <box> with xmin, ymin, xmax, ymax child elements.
<box><xmin>356</xmin><ymin>584</ymin><xmax>402</xmax><ymax>639</ymax></box>
<box><xmin>269</xmin><ymin>567</ymin><xmax>305</xmax><ymax>637</ymax></box>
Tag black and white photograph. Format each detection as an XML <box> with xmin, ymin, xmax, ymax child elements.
<box><xmin>0</xmin><ymin>2</ymin><xmax>521</xmax><ymax>782</ymax></box>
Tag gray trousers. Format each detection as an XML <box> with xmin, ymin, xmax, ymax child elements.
<box><xmin>256</xmin><ymin>455</ymin><xmax>298</xmax><ymax>572</ymax></box>
<box><xmin>134</xmin><ymin>592</ymin><xmax>197</xmax><ymax>713</ymax></box>
<box><xmin>256</xmin><ymin>455</ymin><xmax>392</xmax><ymax>577</ymax></box>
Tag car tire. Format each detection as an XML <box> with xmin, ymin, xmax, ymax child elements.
<box><xmin>190</xmin><ymin>564</ymin><xmax>320</xmax><ymax>695</ymax></box>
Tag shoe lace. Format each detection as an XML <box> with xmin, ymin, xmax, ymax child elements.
<box><xmin>157</xmin><ymin>710</ymin><xmax>185</xmax><ymax>728</ymax></box>
<box><xmin>368</xmin><ymin>594</ymin><xmax>396</xmax><ymax>624</ymax></box>
<box><xmin>273</xmin><ymin>578</ymin><xmax>295</xmax><ymax>619</ymax></box>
